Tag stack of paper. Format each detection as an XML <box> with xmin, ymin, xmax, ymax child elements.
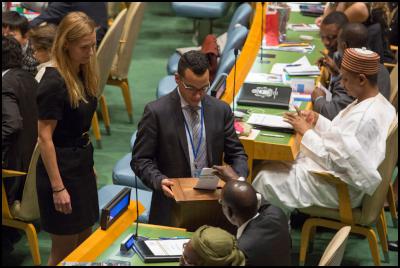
<box><xmin>247</xmin><ymin>113</ymin><xmax>293</xmax><ymax>129</ymax></box>
<box><xmin>271</xmin><ymin>56</ymin><xmax>320</xmax><ymax>76</ymax></box>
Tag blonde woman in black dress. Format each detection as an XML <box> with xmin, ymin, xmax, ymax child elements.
<box><xmin>36</xmin><ymin>12</ymin><xmax>99</xmax><ymax>265</ymax></box>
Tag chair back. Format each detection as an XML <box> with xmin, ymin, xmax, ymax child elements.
<box><xmin>10</xmin><ymin>143</ymin><xmax>41</xmax><ymax>221</ymax></box>
<box><xmin>391</xmin><ymin>84</ymin><xmax>398</xmax><ymax>112</ymax></box>
<box><xmin>215</xmin><ymin>49</ymin><xmax>236</xmax><ymax>79</ymax></box>
<box><xmin>96</xmin><ymin>8</ymin><xmax>127</xmax><ymax>96</ymax></box>
<box><xmin>390</xmin><ymin>64</ymin><xmax>398</xmax><ymax>111</ymax></box>
<box><xmin>318</xmin><ymin>226</ymin><xmax>351</xmax><ymax>266</ymax></box>
<box><xmin>360</xmin><ymin>116</ymin><xmax>398</xmax><ymax>225</ymax></box>
<box><xmin>223</xmin><ymin>25</ymin><xmax>248</xmax><ymax>57</ymax></box>
<box><xmin>228</xmin><ymin>3</ymin><xmax>252</xmax><ymax>33</ymax></box>
<box><xmin>110</xmin><ymin>3</ymin><xmax>146</xmax><ymax>80</ymax></box>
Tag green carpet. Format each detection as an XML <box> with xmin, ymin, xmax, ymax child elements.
<box><xmin>2</xmin><ymin>3</ymin><xmax>398</xmax><ymax>266</ymax></box>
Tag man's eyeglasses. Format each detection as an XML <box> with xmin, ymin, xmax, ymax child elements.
<box><xmin>180</xmin><ymin>78</ymin><xmax>210</xmax><ymax>94</ymax></box>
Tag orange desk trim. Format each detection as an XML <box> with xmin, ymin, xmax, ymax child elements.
<box><xmin>221</xmin><ymin>2</ymin><xmax>263</xmax><ymax>104</ymax></box>
<box><xmin>61</xmin><ymin>200</ymin><xmax>145</xmax><ymax>263</ymax></box>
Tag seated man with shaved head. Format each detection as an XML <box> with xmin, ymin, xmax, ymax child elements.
<box><xmin>214</xmin><ymin>165</ymin><xmax>291</xmax><ymax>266</ymax></box>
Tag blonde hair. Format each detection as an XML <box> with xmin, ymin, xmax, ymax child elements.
<box><xmin>52</xmin><ymin>12</ymin><xmax>99</xmax><ymax>108</ymax></box>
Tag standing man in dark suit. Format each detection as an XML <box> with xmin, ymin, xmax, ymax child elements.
<box><xmin>29</xmin><ymin>2</ymin><xmax>108</xmax><ymax>46</ymax></box>
<box><xmin>214</xmin><ymin>166</ymin><xmax>291</xmax><ymax>266</ymax></box>
<box><xmin>132</xmin><ymin>51</ymin><xmax>248</xmax><ymax>226</ymax></box>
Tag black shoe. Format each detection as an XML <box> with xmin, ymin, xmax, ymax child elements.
<box><xmin>388</xmin><ymin>241</ymin><xmax>398</xmax><ymax>251</ymax></box>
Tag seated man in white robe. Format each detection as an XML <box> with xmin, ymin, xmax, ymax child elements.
<box><xmin>252</xmin><ymin>48</ymin><xmax>396</xmax><ymax>216</ymax></box>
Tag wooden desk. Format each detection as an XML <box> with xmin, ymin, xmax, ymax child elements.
<box><xmin>170</xmin><ymin>178</ymin><xmax>236</xmax><ymax>234</ymax></box>
<box><xmin>62</xmin><ymin>201</ymin><xmax>144</xmax><ymax>263</ymax></box>
<box><xmin>221</xmin><ymin>3</ymin><xmax>324</xmax><ymax>180</ymax></box>
<box><xmin>61</xmin><ymin>201</ymin><xmax>192</xmax><ymax>266</ymax></box>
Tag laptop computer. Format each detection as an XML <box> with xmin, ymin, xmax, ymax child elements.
<box><xmin>237</xmin><ymin>82</ymin><xmax>292</xmax><ymax>109</ymax></box>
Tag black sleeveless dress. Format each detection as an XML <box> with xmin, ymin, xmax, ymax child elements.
<box><xmin>36</xmin><ymin>67</ymin><xmax>99</xmax><ymax>235</ymax></box>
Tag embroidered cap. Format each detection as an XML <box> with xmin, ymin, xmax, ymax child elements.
<box><xmin>341</xmin><ymin>47</ymin><xmax>380</xmax><ymax>75</ymax></box>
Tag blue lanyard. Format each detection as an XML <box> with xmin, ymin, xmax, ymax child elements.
<box><xmin>183</xmin><ymin>106</ymin><xmax>204</xmax><ymax>161</ymax></box>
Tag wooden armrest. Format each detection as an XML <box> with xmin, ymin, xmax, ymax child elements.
<box><xmin>384</xmin><ymin>63</ymin><xmax>396</xmax><ymax>68</ymax></box>
<box><xmin>2</xmin><ymin>169</ymin><xmax>27</xmax><ymax>178</ymax></box>
<box><xmin>310</xmin><ymin>171</ymin><xmax>354</xmax><ymax>224</ymax></box>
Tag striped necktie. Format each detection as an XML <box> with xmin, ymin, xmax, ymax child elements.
<box><xmin>185</xmin><ymin>106</ymin><xmax>207</xmax><ymax>170</ymax></box>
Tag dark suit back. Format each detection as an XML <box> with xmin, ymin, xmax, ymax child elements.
<box><xmin>132</xmin><ymin>89</ymin><xmax>248</xmax><ymax>225</ymax></box>
<box><xmin>30</xmin><ymin>2</ymin><xmax>108</xmax><ymax>46</ymax></box>
<box><xmin>238</xmin><ymin>201</ymin><xmax>291</xmax><ymax>266</ymax></box>
<box><xmin>2</xmin><ymin>68</ymin><xmax>38</xmax><ymax>204</ymax></box>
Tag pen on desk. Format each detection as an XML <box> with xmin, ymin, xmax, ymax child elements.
<box><xmin>286</xmin><ymin>64</ymin><xmax>301</xmax><ymax>67</ymax></box>
<box><xmin>294</xmin><ymin>105</ymin><xmax>301</xmax><ymax>116</ymax></box>
<box><xmin>260</xmin><ymin>133</ymin><xmax>285</xmax><ymax>138</ymax></box>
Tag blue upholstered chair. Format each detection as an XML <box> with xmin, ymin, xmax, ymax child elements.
<box><xmin>98</xmin><ymin>184</ymin><xmax>152</xmax><ymax>223</ymax></box>
<box><xmin>215</xmin><ymin>48</ymin><xmax>236</xmax><ymax>80</ymax></box>
<box><xmin>227</xmin><ymin>3</ymin><xmax>252</xmax><ymax>33</ymax></box>
<box><xmin>112</xmin><ymin>153</ymin><xmax>150</xmax><ymax>191</ymax></box>
<box><xmin>112</xmin><ymin>130</ymin><xmax>150</xmax><ymax>191</ymax></box>
<box><xmin>156</xmin><ymin>75</ymin><xmax>177</xmax><ymax>99</ymax></box>
<box><xmin>167</xmin><ymin>3</ymin><xmax>252</xmax><ymax>75</ymax></box>
<box><xmin>171</xmin><ymin>2</ymin><xmax>230</xmax><ymax>20</ymax></box>
<box><xmin>130</xmin><ymin>130</ymin><xmax>137</xmax><ymax>149</ymax></box>
<box><xmin>171</xmin><ymin>2</ymin><xmax>231</xmax><ymax>44</ymax></box>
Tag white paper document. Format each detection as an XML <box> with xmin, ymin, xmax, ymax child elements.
<box><xmin>194</xmin><ymin>175</ymin><xmax>220</xmax><ymax>190</ymax></box>
<box><xmin>145</xmin><ymin>239</ymin><xmax>190</xmax><ymax>256</ymax></box>
<box><xmin>247</xmin><ymin>113</ymin><xmax>293</xmax><ymax>129</ymax></box>
<box><xmin>317</xmin><ymin>82</ymin><xmax>332</xmax><ymax>102</ymax></box>
<box><xmin>245</xmin><ymin>72</ymin><xmax>283</xmax><ymax>84</ymax></box>
<box><xmin>284</xmin><ymin>65</ymin><xmax>320</xmax><ymax>76</ymax></box>
<box><xmin>271</xmin><ymin>56</ymin><xmax>319</xmax><ymax>76</ymax></box>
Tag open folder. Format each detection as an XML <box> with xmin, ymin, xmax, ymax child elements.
<box><xmin>247</xmin><ymin>113</ymin><xmax>294</xmax><ymax>133</ymax></box>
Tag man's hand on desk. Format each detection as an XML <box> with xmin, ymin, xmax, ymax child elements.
<box><xmin>161</xmin><ymin>178</ymin><xmax>175</xmax><ymax>198</ymax></box>
<box><xmin>311</xmin><ymin>86</ymin><xmax>325</xmax><ymax>101</ymax></box>
<box><xmin>300</xmin><ymin>110</ymin><xmax>319</xmax><ymax>126</ymax></box>
<box><xmin>212</xmin><ymin>165</ymin><xmax>239</xmax><ymax>182</ymax></box>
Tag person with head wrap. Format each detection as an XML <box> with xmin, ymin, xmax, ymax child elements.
<box><xmin>180</xmin><ymin>225</ymin><xmax>245</xmax><ymax>266</ymax></box>
<box><xmin>252</xmin><ymin>48</ymin><xmax>396</xmax><ymax>216</ymax></box>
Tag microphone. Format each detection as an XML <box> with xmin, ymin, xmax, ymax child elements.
<box><xmin>133</xmin><ymin>174</ymin><xmax>145</xmax><ymax>243</ymax></box>
<box><xmin>232</xmin><ymin>48</ymin><xmax>239</xmax><ymax>118</ymax></box>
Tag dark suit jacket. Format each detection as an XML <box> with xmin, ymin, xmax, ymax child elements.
<box><xmin>238</xmin><ymin>199</ymin><xmax>291</xmax><ymax>266</ymax></box>
<box><xmin>29</xmin><ymin>2</ymin><xmax>108</xmax><ymax>46</ymax></box>
<box><xmin>132</xmin><ymin>89</ymin><xmax>248</xmax><ymax>225</ymax></box>
<box><xmin>2</xmin><ymin>68</ymin><xmax>38</xmax><ymax>204</ymax></box>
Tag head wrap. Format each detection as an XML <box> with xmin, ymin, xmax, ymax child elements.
<box><xmin>341</xmin><ymin>47</ymin><xmax>380</xmax><ymax>75</ymax></box>
<box><xmin>191</xmin><ymin>225</ymin><xmax>246</xmax><ymax>266</ymax></box>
